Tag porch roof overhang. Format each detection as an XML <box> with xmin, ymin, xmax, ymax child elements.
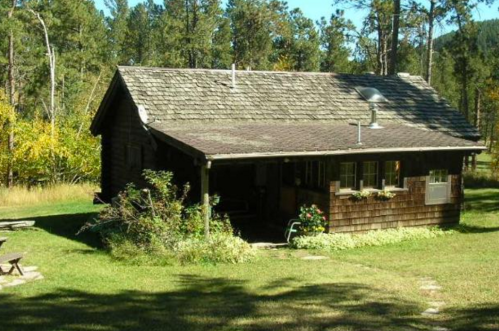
<box><xmin>147</xmin><ymin>122</ymin><xmax>486</xmax><ymax>162</ymax></box>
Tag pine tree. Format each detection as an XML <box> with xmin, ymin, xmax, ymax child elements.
<box><xmin>227</xmin><ymin>0</ymin><xmax>275</xmax><ymax>70</ymax></box>
<box><xmin>318</xmin><ymin>9</ymin><xmax>355</xmax><ymax>73</ymax></box>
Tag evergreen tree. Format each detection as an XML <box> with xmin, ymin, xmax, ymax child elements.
<box><xmin>227</xmin><ymin>0</ymin><xmax>275</xmax><ymax>70</ymax></box>
<box><xmin>105</xmin><ymin>0</ymin><xmax>130</xmax><ymax>65</ymax></box>
<box><xmin>318</xmin><ymin>9</ymin><xmax>354</xmax><ymax>73</ymax></box>
<box><xmin>160</xmin><ymin>0</ymin><xmax>231</xmax><ymax>69</ymax></box>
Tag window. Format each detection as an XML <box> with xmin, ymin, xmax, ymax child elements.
<box><xmin>303</xmin><ymin>161</ymin><xmax>327</xmax><ymax>189</ymax></box>
<box><xmin>426</xmin><ymin>169</ymin><xmax>450</xmax><ymax>205</ymax></box>
<box><xmin>340</xmin><ymin>162</ymin><xmax>356</xmax><ymax>190</ymax></box>
<box><xmin>385</xmin><ymin>161</ymin><xmax>401</xmax><ymax>187</ymax></box>
<box><xmin>429</xmin><ymin>169</ymin><xmax>448</xmax><ymax>184</ymax></box>
<box><xmin>362</xmin><ymin>161</ymin><xmax>378</xmax><ymax>188</ymax></box>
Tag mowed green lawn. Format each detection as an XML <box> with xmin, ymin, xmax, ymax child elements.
<box><xmin>0</xmin><ymin>189</ymin><xmax>498</xmax><ymax>330</ymax></box>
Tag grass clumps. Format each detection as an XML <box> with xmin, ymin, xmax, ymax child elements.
<box><xmin>0</xmin><ymin>183</ymin><xmax>96</xmax><ymax>207</ymax></box>
<box><xmin>80</xmin><ymin>170</ymin><xmax>254</xmax><ymax>264</ymax></box>
<box><xmin>292</xmin><ymin>227</ymin><xmax>453</xmax><ymax>251</ymax></box>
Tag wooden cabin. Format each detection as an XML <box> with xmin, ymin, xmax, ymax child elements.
<box><xmin>91</xmin><ymin>67</ymin><xmax>485</xmax><ymax>236</ymax></box>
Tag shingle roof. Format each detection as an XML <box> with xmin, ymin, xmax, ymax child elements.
<box><xmin>117</xmin><ymin>66</ymin><xmax>479</xmax><ymax>138</ymax></box>
<box><xmin>93</xmin><ymin>66</ymin><xmax>485</xmax><ymax>159</ymax></box>
<box><xmin>148</xmin><ymin>122</ymin><xmax>483</xmax><ymax>160</ymax></box>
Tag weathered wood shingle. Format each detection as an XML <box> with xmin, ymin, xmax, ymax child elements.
<box><xmin>118</xmin><ymin>66</ymin><xmax>478</xmax><ymax>138</ymax></box>
<box><xmin>93</xmin><ymin>66</ymin><xmax>484</xmax><ymax>159</ymax></box>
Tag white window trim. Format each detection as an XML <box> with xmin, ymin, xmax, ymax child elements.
<box><xmin>339</xmin><ymin>162</ymin><xmax>357</xmax><ymax>191</ymax></box>
<box><xmin>425</xmin><ymin>174</ymin><xmax>452</xmax><ymax>205</ymax></box>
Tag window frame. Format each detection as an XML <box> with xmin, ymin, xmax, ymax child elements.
<box><xmin>384</xmin><ymin>160</ymin><xmax>401</xmax><ymax>188</ymax></box>
<box><xmin>426</xmin><ymin>169</ymin><xmax>451</xmax><ymax>205</ymax></box>
<box><xmin>362</xmin><ymin>161</ymin><xmax>379</xmax><ymax>189</ymax></box>
<box><xmin>339</xmin><ymin>162</ymin><xmax>357</xmax><ymax>191</ymax></box>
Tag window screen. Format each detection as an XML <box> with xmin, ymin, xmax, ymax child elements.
<box><xmin>363</xmin><ymin>161</ymin><xmax>378</xmax><ymax>188</ymax></box>
<box><xmin>385</xmin><ymin>161</ymin><xmax>401</xmax><ymax>187</ymax></box>
<box><xmin>340</xmin><ymin>162</ymin><xmax>356</xmax><ymax>190</ymax></box>
<box><xmin>427</xmin><ymin>169</ymin><xmax>450</xmax><ymax>204</ymax></box>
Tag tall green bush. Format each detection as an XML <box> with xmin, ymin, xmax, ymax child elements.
<box><xmin>80</xmin><ymin>170</ymin><xmax>253</xmax><ymax>264</ymax></box>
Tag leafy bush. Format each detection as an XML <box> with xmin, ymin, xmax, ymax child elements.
<box><xmin>0</xmin><ymin>91</ymin><xmax>100</xmax><ymax>185</ymax></box>
<box><xmin>463</xmin><ymin>170</ymin><xmax>499</xmax><ymax>188</ymax></box>
<box><xmin>80</xmin><ymin>170</ymin><xmax>254</xmax><ymax>264</ymax></box>
<box><xmin>174</xmin><ymin>233</ymin><xmax>255</xmax><ymax>264</ymax></box>
<box><xmin>298</xmin><ymin>204</ymin><xmax>327</xmax><ymax>234</ymax></box>
<box><xmin>292</xmin><ymin>227</ymin><xmax>453</xmax><ymax>251</ymax></box>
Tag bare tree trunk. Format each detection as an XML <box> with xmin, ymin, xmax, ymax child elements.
<box><xmin>425</xmin><ymin>0</ymin><xmax>436</xmax><ymax>84</ymax></box>
<box><xmin>29</xmin><ymin>9</ymin><xmax>56</xmax><ymax>135</ymax></box>
<box><xmin>29</xmin><ymin>9</ymin><xmax>57</xmax><ymax>180</ymax></box>
<box><xmin>471</xmin><ymin>87</ymin><xmax>481</xmax><ymax>171</ymax></box>
<box><xmin>6</xmin><ymin>0</ymin><xmax>16</xmax><ymax>188</ymax></box>
<box><xmin>389</xmin><ymin>0</ymin><xmax>401</xmax><ymax>75</ymax></box>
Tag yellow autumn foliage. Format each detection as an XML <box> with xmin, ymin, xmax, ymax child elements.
<box><xmin>0</xmin><ymin>90</ymin><xmax>100</xmax><ymax>185</ymax></box>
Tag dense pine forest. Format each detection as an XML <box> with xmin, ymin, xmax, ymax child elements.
<box><xmin>0</xmin><ymin>0</ymin><xmax>498</xmax><ymax>187</ymax></box>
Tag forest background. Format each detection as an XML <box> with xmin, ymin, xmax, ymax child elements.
<box><xmin>1</xmin><ymin>0</ymin><xmax>498</xmax><ymax>187</ymax></box>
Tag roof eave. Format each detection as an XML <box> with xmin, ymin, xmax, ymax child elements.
<box><xmin>206</xmin><ymin>145</ymin><xmax>487</xmax><ymax>161</ymax></box>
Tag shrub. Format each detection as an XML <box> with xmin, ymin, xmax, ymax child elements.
<box><xmin>80</xmin><ymin>170</ymin><xmax>253</xmax><ymax>264</ymax></box>
<box><xmin>292</xmin><ymin>227</ymin><xmax>453</xmax><ymax>251</ymax></box>
<box><xmin>298</xmin><ymin>204</ymin><xmax>327</xmax><ymax>234</ymax></box>
<box><xmin>174</xmin><ymin>233</ymin><xmax>255</xmax><ymax>264</ymax></box>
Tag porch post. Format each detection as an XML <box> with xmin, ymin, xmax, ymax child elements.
<box><xmin>201</xmin><ymin>161</ymin><xmax>211</xmax><ymax>239</ymax></box>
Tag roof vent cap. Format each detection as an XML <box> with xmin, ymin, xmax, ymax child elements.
<box><xmin>356</xmin><ymin>87</ymin><xmax>388</xmax><ymax>103</ymax></box>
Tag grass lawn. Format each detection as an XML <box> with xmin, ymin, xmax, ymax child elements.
<box><xmin>0</xmin><ymin>188</ymin><xmax>498</xmax><ymax>330</ymax></box>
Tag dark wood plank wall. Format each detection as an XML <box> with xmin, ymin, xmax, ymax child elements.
<box><xmin>100</xmin><ymin>89</ymin><xmax>158</xmax><ymax>200</ymax></box>
<box><xmin>328</xmin><ymin>151</ymin><xmax>465</xmax><ymax>233</ymax></box>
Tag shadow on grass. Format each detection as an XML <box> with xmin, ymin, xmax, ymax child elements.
<box><xmin>2</xmin><ymin>212</ymin><xmax>102</xmax><ymax>249</ymax></box>
<box><xmin>464</xmin><ymin>189</ymin><xmax>499</xmax><ymax>213</ymax></box>
<box><xmin>454</xmin><ymin>224</ymin><xmax>499</xmax><ymax>234</ymax></box>
<box><xmin>0</xmin><ymin>274</ymin><xmax>426</xmax><ymax>331</ymax></box>
<box><xmin>448</xmin><ymin>304</ymin><xmax>499</xmax><ymax>331</ymax></box>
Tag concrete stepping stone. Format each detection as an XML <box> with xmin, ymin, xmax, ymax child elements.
<box><xmin>24</xmin><ymin>266</ymin><xmax>38</xmax><ymax>272</ymax></box>
<box><xmin>429</xmin><ymin>301</ymin><xmax>446</xmax><ymax>308</ymax></box>
<box><xmin>3</xmin><ymin>279</ymin><xmax>26</xmax><ymax>287</ymax></box>
<box><xmin>422</xmin><ymin>307</ymin><xmax>440</xmax><ymax>316</ymax></box>
<box><xmin>21</xmin><ymin>271</ymin><xmax>43</xmax><ymax>281</ymax></box>
<box><xmin>301</xmin><ymin>255</ymin><xmax>329</xmax><ymax>260</ymax></box>
<box><xmin>432</xmin><ymin>327</ymin><xmax>450</xmax><ymax>331</ymax></box>
<box><xmin>420</xmin><ymin>284</ymin><xmax>442</xmax><ymax>291</ymax></box>
<box><xmin>0</xmin><ymin>276</ymin><xmax>6</xmax><ymax>284</ymax></box>
<box><xmin>251</xmin><ymin>243</ymin><xmax>287</xmax><ymax>249</ymax></box>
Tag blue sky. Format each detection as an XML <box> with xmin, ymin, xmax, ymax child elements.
<box><xmin>94</xmin><ymin>0</ymin><xmax>499</xmax><ymax>37</ymax></box>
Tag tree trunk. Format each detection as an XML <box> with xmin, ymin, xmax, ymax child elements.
<box><xmin>425</xmin><ymin>0</ymin><xmax>436</xmax><ymax>84</ymax></box>
<box><xmin>389</xmin><ymin>0</ymin><xmax>401</xmax><ymax>75</ymax></box>
<box><xmin>6</xmin><ymin>0</ymin><xmax>16</xmax><ymax>188</ymax></box>
<box><xmin>471</xmin><ymin>87</ymin><xmax>481</xmax><ymax>171</ymax></box>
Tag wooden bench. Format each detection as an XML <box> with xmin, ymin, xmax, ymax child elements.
<box><xmin>0</xmin><ymin>237</ymin><xmax>7</xmax><ymax>249</ymax></box>
<box><xmin>0</xmin><ymin>252</ymin><xmax>24</xmax><ymax>276</ymax></box>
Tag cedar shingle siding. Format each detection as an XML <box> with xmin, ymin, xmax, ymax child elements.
<box><xmin>92</xmin><ymin>67</ymin><xmax>485</xmax><ymax>234</ymax></box>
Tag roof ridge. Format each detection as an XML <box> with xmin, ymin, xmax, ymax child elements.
<box><xmin>117</xmin><ymin>65</ymin><xmax>424</xmax><ymax>79</ymax></box>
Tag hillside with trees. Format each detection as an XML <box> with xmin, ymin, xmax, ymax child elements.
<box><xmin>0</xmin><ymin>0</ymin><xmax>498</xmax><ymax>187</ymax></box>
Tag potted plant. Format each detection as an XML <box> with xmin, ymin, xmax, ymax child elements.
<box><xmin>352</xmin><ymin>190</ymin><xmax>372</xmax><ymax>201</ymax></box>
<box><xmin>298</xmin><ymin>204</ymin><xmax>327</xmax><ymax>235</ymax></box>
<box><xmin>376</xmin><ymin>190</ymin><xmax>396</xmax><ymax>201</ymax></box>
